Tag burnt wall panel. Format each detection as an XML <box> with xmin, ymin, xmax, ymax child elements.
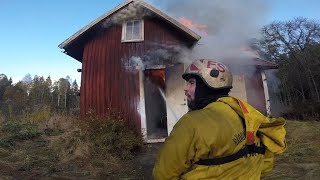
<box><xmin>80</xmin><ymin>17</ymin><xmax>193</xmax><ymax>128</ymax></box>
<box><xmin>245</xmin><ymin>71</ymin><xmax>267</xmax><ymax>115</ymax></box>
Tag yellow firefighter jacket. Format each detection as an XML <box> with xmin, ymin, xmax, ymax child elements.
<box><xmin>153</xmin><ymin>96</ymin><xmax>287</xmax><ymax>180</ymax></box>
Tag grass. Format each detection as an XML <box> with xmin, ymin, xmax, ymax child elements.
<box><xmin>0</xmin><ymin>113</ymin><xmax>146</xmax><ymax>179</ymax></box>
<box><xmin>0</xmin><ymin>115</ymin><xmax>319</xmax><ymax>179</ymax></box>
<box><xmin>81</xmin><ymin>113</ymin><xmax>144</xmax><ymax>160</ymax></box>
<box><xmin>263</xmin><ymin>120</ymin><xmax>320</xmax><ymax>179</ymax></box>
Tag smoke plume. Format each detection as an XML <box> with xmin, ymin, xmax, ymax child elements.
<box><xmin>103</xmin><ymin>0</ymin><xmax>152</xmax><ymax>28</ymax></box>
<box><xmin>123</xmin><ymin>42</ymin><xmax>192</xmax><ymax>72</ymax></box>
<box><xmin>148</xmin><ymin>0</ymin><xmax>270</xmax><ymax>64</ymax></box>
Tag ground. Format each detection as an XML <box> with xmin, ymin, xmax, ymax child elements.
<box><xmin>0</xmin><ymin>119</ymin><xmax>319</xmax><ymax>179</ymax></box>
<box><xmin>263</xmin><ymin>120</ymin><xmax>320</xmax><ymax>179</ymax></box>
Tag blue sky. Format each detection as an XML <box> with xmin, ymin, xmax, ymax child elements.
<box><xmin>0</xmin><ymin>0</ymin><xmax>319</xmax><ymax>84</ymax></box>
<box><xmin>268</xmin><ymin>0</ymin><xmax>320</xmax><ymax>22</ymax></box>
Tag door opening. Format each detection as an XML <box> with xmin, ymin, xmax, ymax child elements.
<box><xmin>144</xmin><ymin>69</ymin><xmax>168</xmax><ymax>139</ymax></box>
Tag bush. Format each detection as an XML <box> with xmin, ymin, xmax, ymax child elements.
<box><xmin>283</xmin><ymin>102</ymin><xmax>320</xmax><ymax>120</ymax></box>
<box><xmin>0</xmin><ymin>121</ymin><xmax>41</xmax><ymax>147</ymax></box>
<box><xmin>0</xmin><ymin>137</ymin><xmax>15</xmax><ymax>147</ymax></box>
<box><xmin>81</xmin><ymin>112</ymin><xmax>143</xmax><ymax>160</ymax></box>
<box><xmin>24</xmin><ymin>106</ymin><xmax>51</xmax><ymax>124</ymax></box>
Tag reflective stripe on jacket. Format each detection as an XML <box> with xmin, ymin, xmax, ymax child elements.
<box><xmin>153</xmin><ymin>96</ymin><xmax>286</xmax><ymax>180</ymax></box>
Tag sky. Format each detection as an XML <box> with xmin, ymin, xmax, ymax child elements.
<box><xmin>0</xmin><ymin>0</ymin><xmax>319</xmax><ymax>84</ymax></box>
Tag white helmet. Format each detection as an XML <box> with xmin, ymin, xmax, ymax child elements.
<box><xmin>182</xmin><ymin>59</ymin><xmax>233</xmax><ymax>89</ymax></box>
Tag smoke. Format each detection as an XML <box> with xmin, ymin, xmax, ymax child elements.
<box><xmin>103</xmin><ymin>0</ymin><xmax>152</xmax><ymax>28</ymax></box>
<box><xmin>264</xmin><ymin>69</ymin><xmax>287</xmax><ymax>116</ymax></box>
<box><xmin>148</xmin><ymin>0</ymin><xmax>270</xmax><ymax>64</ymax></box>
<box><xmin>144</xmin><ymin>0</ymin><xmax>274</xmax><ymax>113</ymax></box>
<box><xmin>123</xmin><ymin>56</ymin><xmax>146</xmax><ymax>71</ymax></box>
<box><xmin>107</xmin><ymin>0</ymin><xmax>271</xmax><ymax>65</ymax></box>
<box><xmin>123</xmin><ymin>42</ymin><xmax>193</xmax><ymax>72</ymax></box>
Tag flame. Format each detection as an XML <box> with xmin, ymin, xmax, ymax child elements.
<box><xmin>155</xmin><ymin>70</ymin><xmax>165</xmax><ymax>82</ymax></box>
<box><xmin>179</xmin><ymin>17</ymin><xmax>208</xmax><ymax>35</ymax></box>
<box><xmin>145</xmin><ymin>69</ymin><xmax>165</xmax><ymax>88</ymax></box>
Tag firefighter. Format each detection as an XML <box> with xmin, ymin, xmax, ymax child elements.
<box><xmin>153</xmin><ymin>59</ymin><xmax>287</xmax><ymax>179</ymax></box>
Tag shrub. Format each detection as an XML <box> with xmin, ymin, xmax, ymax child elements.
<box><xmin>0</xmin><ymin>137</ymin><xmax>15</xmax><ymax>147</ymax></box>
<box><xmin>81</xmin><ymin>112</ymin><xmax>143</xmax><ymax>160</ymax></box>
<box><xmin>283</xmin><ymin>102</ymin><xmax>320</xmax><ymax>120</ymax></box>
<box><xmin>24</xmin><ymin>106</ymin><xmax>51</xmax><ymax>124</ymax></box>
<box><xmin>0</xmin><ymin>121</ymin><xmax>41</xmax><ymax>147</ymax></box>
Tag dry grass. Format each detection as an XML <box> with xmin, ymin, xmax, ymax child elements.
<box><xmin>0</xmin><ymin>114</ymin><xmax>145</xmax><ymax>179</ymax></box>
<box><xmin>0</xmin><ymin>116</ymin><xmax>319</xmax><ymax>179</ymax></box>
<box><xmin>263</xmin><ymin>120</ymin><xmax>320</xmax><ymax>180</ymax></box>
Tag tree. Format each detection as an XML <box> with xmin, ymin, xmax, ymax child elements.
<box><xmin>261</xmin><ymin>17</ymin><xmax>320</xmax><ymax>60</ymax></box>
<box><xmin>29</xmin><ymin>75</ymin><xmax>45</xmax><ymax>106</ymax></box>
<box><xmin>260</xmin><ymin>17</ymin><xmax>320</xmax><ymax>118</ymax></box>
<box><xmin>0</xmin><ymin>74</ymin><xmax>12</xmax><ymax>101</ymax></box>
<box><xmin>43</xmin><ymin>76</ymin><xmax>52</xmax><ymax>105</ymax></box>
<box><xmin>71</xmin><ymin>80</ymin><xmax>79</xmax><ymax>92</ymax></box>
<box><xmin>69</xmin><ymin>80</ymin><xmax>80</xmax><ymax>110</ymax></box>
<box><xmin>53</xmin><ymin>78</ymin><xmax>71</xmax><ymax>109</ymax></box>
<box><xmin>3</xmin><ymin>82</ymin><xmax>28</xmax><ymax>117</ymax></box>
<box><xmin>21</xmin><ymin>74</ymin><xmax>32</xmax><ymax>94</ymax></box>
<box><xmin>0</xmin><ymin>74</ymin><xmax>13</xmax><ymax>119</ymax></box>
<box><xmin>26</xmin><ymin>75</ymin><xmax>53</xmax><ymax>112</ymax></box>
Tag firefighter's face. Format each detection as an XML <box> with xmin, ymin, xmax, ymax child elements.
<box><xmin>184</xmin><ymin>78</ymin><xmax>196</xmax><ymax>107</ymax></box>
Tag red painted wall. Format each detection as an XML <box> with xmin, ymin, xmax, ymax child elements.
<box><xmin>80</xmin><ymin>17</ymin><xmax>194</xmax><ymax>128</ymax></box>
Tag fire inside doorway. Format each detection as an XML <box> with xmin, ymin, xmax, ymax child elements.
<box><xmin>144</xmin><ymin>69</ymin><xmax>168</xmax><ymax>139</ymax></box>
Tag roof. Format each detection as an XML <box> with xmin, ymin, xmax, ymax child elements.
<box><xmin>253</xmin><ymin>58</ymin><xmax>278</xmax><ymax>69</ymax></box>
<box><xmin>58</xmin><ymin>0</ymin><xmax>201</xmax><ymax>50</ymax></box>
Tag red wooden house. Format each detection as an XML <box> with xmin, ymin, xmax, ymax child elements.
<box><xmin>59</xmin><ymin>0</ymin><xmax>278</xmax><ymax>142</ymax></box>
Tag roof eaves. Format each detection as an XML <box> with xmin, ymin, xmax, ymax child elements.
<box><xmin>254</xmin><ymin>58</ymin><xmax>278</xmax><ymax>69</ymax></box>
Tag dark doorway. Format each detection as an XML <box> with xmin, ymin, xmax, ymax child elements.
<box><xmin>144</xmin><ymin>69</ymin><xmax>168</xmax><ymax>139</ymax></box>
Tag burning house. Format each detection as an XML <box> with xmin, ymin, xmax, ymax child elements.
<box><xmin>59</xmin><ymin>0</ymin><xmax>278</xmax><ymax>143</ymax></box>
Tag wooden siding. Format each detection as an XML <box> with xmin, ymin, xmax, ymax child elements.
<box><xmin>81</xmin><ymin>17</ymin><xmax>192</xmax><ymax>128</ymax></box>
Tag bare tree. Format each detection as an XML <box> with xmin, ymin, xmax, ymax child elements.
<box><xmin>260</xmin><ymin>17</ymin><xmax>320</xmax><ymax>118</ymax></box>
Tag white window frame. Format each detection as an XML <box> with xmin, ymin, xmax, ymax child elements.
<box><xmin>121</xmin><ymin>20</ymin><xmax>144</xmax><ymax>42</ymax></box>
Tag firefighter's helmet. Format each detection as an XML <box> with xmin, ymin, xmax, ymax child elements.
<box><xmin>182</xmin><ymin>59</ymin><xmax>233</xmax><ymax>89</ymax></box>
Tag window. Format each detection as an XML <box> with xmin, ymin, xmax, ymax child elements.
<box><xmin>122</xmin><ymin>20</ymin><xmax>144</xmax><ymax>42</ymax></box>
